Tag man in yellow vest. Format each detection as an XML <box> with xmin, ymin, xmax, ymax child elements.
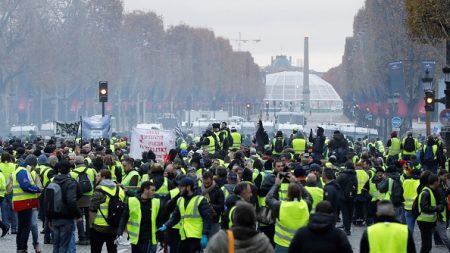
<box><xmin>354</xmin><ymin>162</ymin><xmax>370</xmax><ymax>226</ymax></box>
<box><xmin>121</xmin><ymin>157</ymin><xmax>141</xmax><ymax>196</ymax></box>
<box><xmin>291</xmin><ymin>131</ymin><xmax>307</xmax><ymax>156</ymax></box>
<box><xmin>420</xmin><ymin>136</ymin><xmax>440</xmax><ymax>174</ymax></box>
<box><xmin>89</xmin><ymin>169</ymin><xmax>126</xmax><ymax>253</ymax></box>
<box><xmin>417</xmin><ymin>174</ymin><xmax>441</xmax><ymax>253</ymax></box>
<box><xmin>221</xmin><ymin>181</ymin><xmax>253</xmax><ymax>230</ymax></box>
<box><xmin>359</xmin><ymin>200</ymin><xmax>415</xmax><ymax>253</ymax></box>
<box><xmin>158</xmin><ymin>177</ymin><xmax>212</xmax><ymax>253</ymax></box>
<box><xmin>117</xmin><ymin>181</ymin><xmax>161</xmax><ymax>253</ymax></box>
<box><xmin>71</xmin><ymin>156</ymin><xmax>97</xmax><ymax>245</ymax></box>
<box><xmin>304</xmin><ymin>173</ymin><xmax>323</xmax><ymax>212</ymax></box>
<box><xmin>402</xmin><ymin>168</ymin><xmax>421</xmax><ymax>232</ymax></box>
<box><xmin>0</xmin><ymin>166</ymin><xmax>9</xmax><ymax>237</ymax></box>
<box><xmin>402</xmin><ymin>132</ymin><xmax>418</xmax><ymax>161</ymax></box>
<box><xmin>266</xmin><ymin>179</ymin><xmax>310</xmax><ymax>252</ymax></box>
<box><xmin>386</xmin><ymin>131</ymin><xmax>401</xmax><ymax>162</ymax></box>
<box><xmin>12</xmin><ymin>155</ymin><xmax>41</xmax><ymax>253</ymax></box>
<box><xmin>0</xmin><ymin>152</ymin><xmax>17</xmax><ymax>234</ymax></box>
<box><xmin>230</xmin><ymin>127</ymin><xmax>242</xmax><ymax>151</ymax></box>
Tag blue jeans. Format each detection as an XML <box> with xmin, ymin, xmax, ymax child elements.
<box><xmin>17</xmin><ymin>209</ymin><xmax>33</xmax><ymax>251</ymax></box>
<box><xmin>1</xmin><ymin>194</ymin><xmax>17</xmax><ymax>230</ymax></box>
<box><xmin>52</xmin><ymin>219</ymin><xmax>75</xmax><ymax>253</ymax></box>
<box><xmin>31</xmin><ymin>208</ymin><xmax>39</xmax><ymax>247</ymax></box>
<box><xmin>275</xmin><ymin>245</ymin><xmax>289</xmax><ymax>253</ymax></box>
<box><xmin>404</xmin><ymin>210</ymin><xmax>416</xmax><ymax>232</ymax></box>
<box><xmin>434</xmin><ymin>220</ymin><xmax>450</xmax><ymax>250</ymax></box>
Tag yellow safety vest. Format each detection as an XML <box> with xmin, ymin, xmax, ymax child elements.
<box><xmin>230</xmin><ymin>132</ymin><xmax>242</xmax><ymax>150</ymax></box>
<box><xmin>39</xmin><ymin>165</ymin><xmax>53</xmax><ymax>187</ymax></box>
<box><xmin>422</xmin><ymin>145</ymin><xmax>438</xmax><ymax>161</ymax></box>
<box><xmin>0</xmin><ymin>162</ymin><xmax>16</xmax><ymax>183</ymax></box>
<box><xmin>356</xmin><ymin>170</ymin><xmax>369</xmax><ymax>195</ymax></box>
<box><xmin>169</xmin><ymin>188</ymin><xmax>181</xmax><ymax>230</ymax></box>
<box><xmin>214</xmin><ymin>132</ymin><xmax>223</xmax><ymax>150</ymax></box>
<box><xmin>127</xmin><ymin>197</ymin><xmax>160</xmax><ymax>245</ymax></box>
<box><xmin>12</xmin><ymin>167</ymin><xmax>38</xmax><ymax>203</ymax></box>
<box><xmin>402</xmin><ymin>137</ymin><xmax>417</xmax><ymax>156</ymax></box>
<box><xmin>292</xmin><ymin>138</ymin><xmax>307</xmax><ymax>155</ymax></box>
<box><xmin>278</xmin><ymin>183</ymin><xmax>289</xmax><ymax>201</ymax></box>
<box><xmin>122</xmin><ymin>170</ymin><xmax>141</xmax><ymax>187</ymax></box>
<box><xmin>388</xmin><ymin>138</ymin><xmax>401</xmax><ymax>156</ymax></box>
<box><xmin>402</xmin><ymin>179</ymin><xmax>420</xmax><ymax>211</ymax></box>
<box><xmin>0</xmin><ymin>171</ymin><xmax>5</xmax><ymax>197</ymax></box>
<box><xmin>417</xmin><ymin>187</ymin><xmax>437</xmax><ymax>222</ymax></box>
<box><xmin>70</xmin><ymin>166</ymin><xmax>96</xmax><ymax>196</ymax></box>
<box><xmin>206</xmin><ymin>136</ymin><xmax>216</xmax><ymax>154</ymax></box>
<box><xmin>153</xmin><ymin>178</ymin><xmax>169</xmax><ymax>197</ymax></box>
<box><xmin>228</xmin><ymin>205</ymin><xmax>236</xmax><ymax>229</ymax></box>
<box><xmin>221</xmin><ymin>185</ymin><xmax>234</xmax><ymax>200</ymax></box>
<box><xmin>304</xmin><ymin>186</ymin><xmax>323</xmax><ymax>211</ymax></box>
<box><xmin>177</xmin><ymin>195</ymin><xmax>205</xmax><ymax>240</ymax></box>
<box><xmin>376</xmin><ymin>140</ymin><xmax>385</xmax><ymax>153</ymax></box>
<box><xmin>367</xmin><ymin>222</ymin><xmax>408</xmax><ymax>253</ymax></box>
<box><xmin>93</xmin><ymin>185</ymin><xmax>126</xmax><ymax>227</ymax></box>
<box><xmin>274</xmin><ymin>200</ymin><xmax>309</xmax><ymax>247</ymax></box>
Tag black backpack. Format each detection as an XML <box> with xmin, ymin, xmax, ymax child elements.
<box><xmin>98</xmin><ymin>186</ymin><xmax>125</xmax><ymax>227</ymax></box>
<box><xmin>274</xmin><ymin>138</ymin><xmax>283</xmax><ymax>153</ymax></box>
<box><xmin>403</xmin><ymin>137</ymin><xmax>415</xmax><ymax>152</ymax></box>
<box><xmin>74</xmin><ymin>168</ymin><xmax>93</xmax><ymax>194</ymax></box>
<box><xmin>44</xmin><ymin>182</ymin><xmax>64</xmax><ymax>216</ymax></box>
<box><xmin>340</xmin><ymin>175</ymin><xmax>357</xmax><ymax>200</ymax></box>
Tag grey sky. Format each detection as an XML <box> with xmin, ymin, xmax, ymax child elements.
<box><xmin>123</xmin><ymin>0</ymin><xmax>365</xmax><ymax>72</ymax></box>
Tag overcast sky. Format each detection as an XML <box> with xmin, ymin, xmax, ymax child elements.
<box><xmin>123</xmin><ymin>0</ymin><xmax>366</xmax><ymax>72</ymax></box>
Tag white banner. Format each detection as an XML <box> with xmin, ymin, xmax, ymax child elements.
<box><xmin>129</xmin><ymin>128</ymin><xmax>176</xmax><ymax>161</ymax></box>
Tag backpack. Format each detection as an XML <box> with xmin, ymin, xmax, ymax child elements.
<box><xmin>340</xmin><ymin>174</ymin><xmax>357</xmax><ymax>200</ymax></box>
<box><xmin>274</xmin><ymin>138</ymin><xmax>283</xmax><ymax>153</ymax></box>
<box><xmin>403</xmin><ymin>138</ymin><xmax>415</xmax><ymax>152</ymax></box>
<box><xmin>98</xmin><ymin>186</ymin><xmax>125</xmax><ymax>227</ymax></box>
<box><xmin>44</xmin><ymin>182</ymin><xmax>64</xmax><ymax>216</ymax></box>
<box><xmin>423</xmin><ymin>146</ymin><xmax>434</xmax><ymax>162</ymax></box>
<box><xmin>74</xmin><ymin>168</ymin><xmax>93</xmax><ymax>194</ymax></box>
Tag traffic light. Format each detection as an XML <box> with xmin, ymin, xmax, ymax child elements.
<box><xmin>424</xmin><ymin>90</ymin><xmax>435</xmax><ymax>112</ymax></box>
<box><xmin>99</xmin><ymin>81</ymin><xmax>108</xmax><ymax>102</ymax></box>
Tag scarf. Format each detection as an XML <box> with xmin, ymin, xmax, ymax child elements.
<box><xmin>201</xmin><ymin>181</ymin><xmax>216</xmax><ymax>201</ymax></box>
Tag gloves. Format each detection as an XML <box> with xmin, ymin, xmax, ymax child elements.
<box><xmin>200</xmin><ymin>234</ymin><xmax>208</xmax><ymax>248</ymax></box>
<box><xmin>157</xmin><ymin>224</ymin><xmax>167</xmax><ymax>232</ymax></box>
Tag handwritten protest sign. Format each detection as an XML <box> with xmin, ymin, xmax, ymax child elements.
<box><xmin>129</xmin><ymin>128</ymin><xmax>175</xmax><ymax>161</ymax></box>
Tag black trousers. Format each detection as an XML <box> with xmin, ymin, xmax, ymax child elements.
<box><xmin>340</xmin><ymin>199</ymin><xmax>354</xmax><ymax>232</ymax></box>
<box><xmin>167</xmin><ymin>228</ymin><xmax>181</xmax><ymax>253</ymax></box>
<box><xmin>90</xmin><ymin>228</ymin><xmax>117</xmax><ymax>253</ymax></box>
<box><xmin>418</xmin><ymin>221</ymin><xmax>435</xmax><ymax>253</ymax></box>
<box><xmin>179</xmin><ymin>238</ymin><xmax>200</xmax><ymax>253</ymax></box>
<box><xmin>259</xmin><ymin>224</ymin><xmax>275</xmax><ymax>247</ymax></box>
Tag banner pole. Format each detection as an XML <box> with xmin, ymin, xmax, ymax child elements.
<box><xmin>80</xmin><ymin>116</ymin><xmax>83</xmax><ymax>146</ymax></box>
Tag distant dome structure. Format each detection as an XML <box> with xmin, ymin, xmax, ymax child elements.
<box><xmin>264</xmin><ymin>57</ymin><xmax>343</xmax><ymax>112</ymax></box>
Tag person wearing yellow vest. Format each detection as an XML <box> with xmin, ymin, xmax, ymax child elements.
<box><xmin>230</xmin><ymin>127</ymin><xmax>242</xmax><ymax>151</ymax></box>
<box><xmin>117</xmin><ymin>181</ymin><xmax>161</xmax><ymax>253</ymax></box>
<box><xmin>271</xmin><ymin>131</ymin><xmax>286</xmax><ymax>156</ymax></box>
<box><xmin>121</xmin><ymin>157</ymin><xmax>141</xmax><ymax>196</ymax></box>
<box><xmin>143</xmin><ymin>163</ymin><xmax>174</xmax><ymax>199</ymax></box>
<box><xmin>266</xmin><ymin>179</ymin><xmax>310</xmax><ymax>252</ymax></box>
<box><xmin>417</xmin><ymin>174</ymin><xmax>441</xmax><ymax>253</ymax></box>
<box><xmin>71</xmin><ymin>156</ymin><xmax>97</xmax><ymax>245</ymax></box>
<box><xmin>402</xmin><ymin>132</ymin><xmax>418</xmax><ymax>161</ymax></box>
<box><xmin>201</xmin><ymin>130</ymin><xmax>217</xmax><ymax>156</ymax></box>
<box><xmin>354</xmin><ymin>163</ymin><xmax>370</xmax><ymax>226</ymax></box>
<box><xmin>221</xmin><ymin>172</ymin><xmax>238</xmax><ymax>202</ymax></box>
<box><xmin>37</xmin><ymin>155</ymin><xmax>54</xmax><ymax>188</ymax></box>
<box><xmin>291</xmin><ymin>132</ymin><xmax>307</xmax><ymax>155</ymax></box>
<box><xmin>103</xmin><ymin>155</ymin><xmax>123</xmax><ymax>184</ymax></box>
<box><xmin>158</xmin><ymin>177</ymin><xmax>212</xmax><ymax>253</ymax></box>
<box><xmin>386</xmin><ymin>131</ymin><xmax>401</xmax><ymax>160</ymax></box>
<box><xmin>201</xmin><ymin>171</ymin><xmax>224</xmax><ymax>237</ymax></box>
<box><xmin>0</xmin><ymin>152</ymin><xmax>17</xmax><ymax>234</ymax></box>
<box><xmin>359</xmin><ymin>200</ymin><xmax>416</xmax><ymax>253</ymax></box>
<box><xmin>13</xmin><ymin>155</ymin><xmax>41</xmax><ymax>253</ymax></box>
<box><xmin>402</xmin><ymin>168</ymin><xmax>421</xmax><ymax>232</ymax></box>
<box><xmin>434</xmin><ymin>170</ymin><xmax>450</xmax><ymax>250</ymax></box>
<box><xmin>288</xmin><ymin>200</ymin><xmax>352</xmax><ymax>253</ymax></box>
<box><xmin>304</xmin><ymin>173</ymin><xmax>324</xmax><ymax>212</ymax></box>
<box><xmin>0</xmin><ymin>167</ymin><xmax>10</xmax><ymax>237</ymax></box>
<box><xmin>221</xmin><ymin>182</ymin><xmax>253</xmax><ymax>230</ymax></box>
<box><xmin>89</xmin><ymin>169</ymin><xmax>126</xmax><ymax>253</ymax></box>
<box><xmin>420</xmin><ymin>136</ymin><xmax>440</xmax><ymax>174</ymax></box>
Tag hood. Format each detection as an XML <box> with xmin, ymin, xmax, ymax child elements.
<box><xmin>342</xmin><ymin>169</ymin><xmax>356</xmax><ymax>176</ymax></box>
<box><xmin>99</xmin><ymin>179</ymin><xmax>116</xmax><ymax>188</ymax></box>
<box><xmin>52</xmin><ymin>174</ymin><xmax>72</xmax><ymax>185</ymax></box>
<box><xmin>307</xmin><ymin>212</ymin><xmax>336</xmax><ymax>232</ymax></box>
<box><xmin>387</xmin><ymin>172</ymin><xmax>400</xmax><ymax>181</ymax></box>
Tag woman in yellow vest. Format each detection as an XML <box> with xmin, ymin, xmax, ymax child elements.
<box><xmin>0</xmin><ymin>169</ymin><xmax>10</xmax><ymax>236</ymax></box>
<box><xmin>360</xmin><ymin>200</ymin><xmax>415</xmax><ymax>253</ymax></box>
<box><xmin>117</xmin><ymin>181</ymin><xmax>161</xmax><ymax>253</ymax></box>
<box><xmin>0</xmin><ymin>152</ymin><xmax>17</xmax><ymax>233</ymax></box>
<box><xmin>266</xmin><ymin>177</ymin><xmax>310</xmax><ymax>253</ymax></box>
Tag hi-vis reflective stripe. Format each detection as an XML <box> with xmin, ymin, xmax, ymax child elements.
<box><xmin>404</xmin><ymin>198</ymin><xmax>415</xmax><ymax>209</ymax></box>
<box><xmin>180</xmin><ymin>195</ymin><xmax>202</xmax><ymax>219</ymax></box>
<box><xmin>13</xmin><ymin>192</ymin><xmax>35</xmax><ymax>197</ymax></box>
<box><xmin>127</xmin><ymin>221</ymin><xmax>139</xmax><ymax>227</ymax></box>
<box><xmin>274</xmin><ymin>231</ymin><xmax>291</xmax><ymax>241</ymax></box>
<box><xmin>275</xmin><ymin>222</ymin><xmax>297</xmax><ymax>234</ymax></box>
<box><xmin>128</xmin><ymin>231</ymin><xmax>138</xmax><ymax>237</ymax></box>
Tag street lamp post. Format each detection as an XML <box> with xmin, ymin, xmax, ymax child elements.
<box><xmin>246</xmin><ymin>103</ymin><xmax>251</xmax><ymax>121</ymax></box>
<box><xmin>422</xmin><ymin>70</ymin><xmax>433</xmax><ymax>137</ymax></box>
<box><xmin>265</xmin><ymin>101</ymin><xmax>269</xmax><ymax>121</ymax></box>
<box><xmin>443</xmin><ymin>66</ymin><xmax>450</xmax><ymax>156</ymax></box>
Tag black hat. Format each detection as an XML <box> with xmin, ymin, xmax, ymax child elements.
<box><xmin>212</xmin><ymin>123</ymin><xmax>220</xmax><ymax>129</ymax></box>
<box><xmin>179</xmin><ymin>177</ymin><xmax>195</xmax><ymax>188</ymax></box>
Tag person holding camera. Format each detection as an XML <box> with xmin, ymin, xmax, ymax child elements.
<box><xmin>266</xmin><ymin>174</ymin><xmax>311</xmax><ymax>253</ymax></box>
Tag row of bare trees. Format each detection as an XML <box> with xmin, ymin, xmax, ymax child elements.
<box><xmin>0</xmin><ymin>0</ymin><xmax>263</xmax><ymax>131</ymax></box>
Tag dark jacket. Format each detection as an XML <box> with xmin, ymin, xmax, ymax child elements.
<box><xmin>203</xmin><ymin>184</ymin><xmax>225</xmax><ymax>223</ymax></box>
<box><xmin>254</xmin><ymin>122</ymin><xmax>269</xmax><ymax>152</ymax></box>
<box><xmin>323</xmin><ymin>180</ymin><xmax>341</xmax><ymax>216</ymax></box>
<box><xmin>360</xmin><ymin>216</ymin><xmax>416</xmax><ymax>253</ymax></box>
<box><xmin>288</xmin><ymin>212</ymin><xmax>353</xmax><ymax>253</ymax></box>
<box><xmin>328</xmin><ymin>133</ymin><xmax>349</xmax><ymax>164</ymax></box>
<box><xmin>222</xmin><ymin>195</ymin><xmax>245</xmax><ymax>229</ymax></box>
<box><xmin>46</xmin><ymin>174</ymin><xmax>82</xmax><ymax>221</ymax></box>
<box><xmin>419</xmin><ymin>187</ymin><xmax>441</xmax><ymax>221</ymax></box>
<box><xmin>378</xmin><ymin>172</ymin><xmax>404</xmax><ymax>207</ymax></box>
<box><xmin>336</xmin><ymin>169</ymin><xmax>357</xmax><ymax>201</ymax></box>
<box><xmin>309</xmin><ymin>127</ymin><xmax>326</xmax><ymax>155</ymax></box>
